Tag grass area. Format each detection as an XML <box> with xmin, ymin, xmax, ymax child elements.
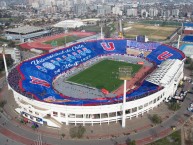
<box><xmin>149</xmin><ymin>130</ymin><xmax>181</xmax><ymax>145</ymax></box>
<box><xmin>124</xmin><ymin>23</ymin><xmax>177</xmax><ymax>41</ymax></box>
<box><xmin>44</xmin><ymin>35</ymin><xmax>83</xmax><ymax>46</ymax></box>
<box><xmin>139</xmin><ymin>20</ymin><xmax>181</xmax><ymax>27</ymax></box>
<box><xmin>82</xmin><ymin>25</ymin><xmax>101</xmax><ymax>33</ymax></box>
<box><xmin>67</xmin><ymin>60</ymin><xmax>142</xmax><ymax>92</ymax></box>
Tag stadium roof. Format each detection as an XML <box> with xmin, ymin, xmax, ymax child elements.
<box><xmin>146</xmin><ymin>59</ymin><xmax>183</xmax><ymax>86</ymax></box>
<box><xmin>5</xmin><ymin>26</ymin><xmax>44</xmax><ymax>34</ymax></box>
<box><xmin>53</xmin><ymin>20</ymin><xmax>85</xmax><ymax>29</ymax></box>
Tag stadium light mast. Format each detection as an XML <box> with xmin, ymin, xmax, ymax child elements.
<box><xmin>2</xmin><ymin>43</ymin><xmax>10</xmax><ymax>90</ymax></box>
<box><xmin>118</xmin><ymin>66</ymin><xmax>132</xmax><ymax>128</ymax></box>
<box><xmin>177</xmin><ymin>35</ymin><xmax>181</xmax><ymax>49</ymax></box>
<box><xmin>118</xmin><ymin>19</ymin><xmax>123</xmax><ymax>38</ymax></box>
<box><xmin>2</xmin><ymin>44</ymin><xmax>8</xmax><ymax>78</ymax></box>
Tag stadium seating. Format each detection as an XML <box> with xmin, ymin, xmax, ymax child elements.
<box><xmin>8</xmin><ymin>39</ymin><xmax>185</xmax><ymax>106</ymax></box>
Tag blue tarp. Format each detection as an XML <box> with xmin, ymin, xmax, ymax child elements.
<box><xmin>182</xmin><ymin>35</ymin><xmax>193</xmax><ymax>42</ymax></box>
<box><xmin>183</xmin><ymin>22</ymin><xmax>193</xmax><ymax>28</ymax></box>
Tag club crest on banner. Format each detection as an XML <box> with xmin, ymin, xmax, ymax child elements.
<box><xmin>101</xmin><ymin>42</ymin><xmax>115</xmax><ymax>51</ymax></box>
<box><xmin>157</xmin><ymin>51</ymin><xmax>173</xmax><ymax>60</ymax></box>
<box><xmin>42</xmin><ymin>62</ymin><xmax>55</xmax><ymax>70</ymax></box>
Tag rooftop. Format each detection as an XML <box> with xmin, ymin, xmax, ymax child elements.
<box><xmin>146</xmin><ymin>59</ymin><xmax>183</xmax><ymax>86</ymax></box>
<box><xmin>5</xmin><ymin>26</ymin><xmax>44</xmax><ymax>34</ymax></box>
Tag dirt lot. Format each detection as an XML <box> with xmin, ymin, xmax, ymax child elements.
<box><xmin>124</xmin><ymin>23</ymin><xmax>178</xmax><ymax>41</ymax></box>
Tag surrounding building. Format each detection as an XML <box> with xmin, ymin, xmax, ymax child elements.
<box><xmin>127</xmin><ymin>8</ymin><xmax>138</xmax><ymax>17</ymax></box>
<box><xmin>5</xmin><ymin>26</ymin><xmax>51</xmax><ymax>42</ymax></box>
<box><xmin>53</xmin><ymin>20</ymin><xmax>85</xmax><ymax>29</ymax></box>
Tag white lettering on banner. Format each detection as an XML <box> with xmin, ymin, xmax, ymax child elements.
<box><xmin>62</xmin><ymin>55</ymin><xmax>91</xmax><ymax>70</ymax></box>
<box><xmin>127</xmin><ymin>40</ymin><xmax>160</xmax><ymax>50</ymax></box>
<box><xmin>30</xmin><ymin>44</ymin><xmax>85</xmax><ymax>65</ymax></box>
<box><xmin>54</xmin><ymin>69</ymin><xmax>61</xmax><ymax>75</ymax></box>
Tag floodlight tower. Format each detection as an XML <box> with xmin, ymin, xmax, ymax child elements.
<box><xmin>177</xmin><ymin>35</ymin><xmax>181</xmax><ymax>49</ymax></box>
<box><xmin>2</xmin><ymin>43</ymin><xmax>10</xmax><ymax>90</ymax></box>
<box><xmin>118</xmin><ymin>19</ymin><xmax>123</xmax><ymax>38</ymax></box>
<box><xmin>118</xmin><ymin>66</ymin><xmax>132</xmax><ymax>128</ymax></box>
<box><xmin>2</xmin><ymin>44</ymin><xmax>8</xmax><ymax>78</ymax></box>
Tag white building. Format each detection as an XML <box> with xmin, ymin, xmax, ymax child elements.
<box><xmin>141</xmin><ymin>9</ymin><xmax>148</xmax><ymax>18</ymax></box>
<box><xmin>53</xmin><ymin>20</ymin><xmax>85</xmax><ymax>29</ymax></box>
<box><xmin>149</xmin><ymin>8</ymin><xmax>158</xmax><ymax>17</ymax></box>
<box><xmin>97</xmin><ymin>4</ymin><xmax>112</xmax><ymax>16</ymax></box>
<box><xmin>112</xmin><ymin>6</ymin><xmax>123</xmax><ymax>16</ymax></box>
<box><xmin>172</xmin><ymin>9</ymin><xmax>179</xmax><ymax>17</ymax></box>
<box><xmin>127</xmin><ymin>8</ymin><xmax>137</xmax><ymax>17</ymax></box>
<box><xmin>0</xmin><ymin>1</ymin><xmax>7</xmax><ymax>9</ymax></box>
<box><xmin>74</xmin><ymin>3</ymin><xmax>87</xmax><ymax>16</ymax></box>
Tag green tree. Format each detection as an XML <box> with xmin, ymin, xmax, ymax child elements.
<box><xmin>149</xmin><ymin>114</ymin><xmax>162</xmax><ymax>124</ymax></box>
<box><xmin>168</xmin><ymin>102</ymin><xmax>181</xmax><ymax>111</ymax></box>
<box><xmin>185</xmin><ymin>57</ymin><xmax>191</xmax><ymax>64</ymax></box>
<box><xmin>0</xmin><ymin>100</ymin><xmax>7</xmax><ymax>108</ymax></box>
<box><xmin>70</xmin><ymin>125</ymin><xmax>86</xmax><ymax>138</ymax></box>
<box><xmin>8</xmin><ymin>41</ymin><xmax>16</xmax><ymax>47</ymax></box>
<box><xmin>126</xmin><ymin>140</ymin><xmax>136</xmax><ymax>145</ymax></box>
<box><xmin>104</xmin><ymin>26</ymin><xmax>111</xmax><ymax>38</ymax></box>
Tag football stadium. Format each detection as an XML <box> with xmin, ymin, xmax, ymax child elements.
<box><xmin>8</xmin><ymin>39</ymin><xmax>185</xmax><ymax>127</ymax></box>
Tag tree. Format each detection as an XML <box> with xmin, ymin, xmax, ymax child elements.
<box><xmin>61</xmin><ymin>133</ymin><xmax>65</xmax><ymax>138</ymax></box>
<box><xmin>149</xmin><ymin>114</ymin><xmax>162</xmax><ymax>124</ymax></box>
<box><xmin>0</xmin><ymin>100</ymin><xmax>7</xmax><ymax>108</ymax></box>
<box><xmin>168</xmin><ymin>102</ymin><xmax>181</xmax><ymax>111</ymax></box>
<box><xmin>185</xmin><ymin>57</ymin><xmax>191</xmax><ymax>64</ymax></box>
<box><xmin>104</xmin><ymin>26</ymin><xmax>111</xmax><ymax>38</ymax></box>
<box><xmin>70</xmin><ymin>125</ymin><xmax>86</xmax><ymax>138</ymax></box>
<box><xmin>8</xmin><ymin>41</ymin><xmax>16</xmax><ymax>48</ymax></box>
<box><xmin>126</xmin><ymin>140</ymin><xmax>136</xmax><ymax>145</ymax></box>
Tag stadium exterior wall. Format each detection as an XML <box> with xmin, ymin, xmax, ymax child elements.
<box><xmin>12</xmin><ymin>65</ymin><xmax>183</xmax><ymax>127</ymax></box>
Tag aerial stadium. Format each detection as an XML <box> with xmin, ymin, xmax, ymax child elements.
<box><xmin>7</xmin><ymin>39</ymin><xmax>185</xmax><ymax>127</ymax></box>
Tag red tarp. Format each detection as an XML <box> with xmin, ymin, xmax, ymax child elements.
<box><xmin>138</xmin><ymin>61</ymin><xmax>144</xmax><ymax>65</ymax></box>
<box><xmin>101</xmin><ymin>88</ymin><xmax>109</xmax><ymax>95</ymax></box>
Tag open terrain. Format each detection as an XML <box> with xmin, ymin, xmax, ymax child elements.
<box><xmin>124</xmin><ymin>23</ymin><xmax>178</xmax><ymax>41</ymax></box>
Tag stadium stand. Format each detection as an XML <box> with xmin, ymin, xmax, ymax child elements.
<box><xmin>8</xmin><ymin>39</ymin><xmax>185</xmax><ymax>106</ymax></box>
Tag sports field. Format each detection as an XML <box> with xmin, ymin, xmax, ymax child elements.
<box><xmin>123</xmin><ymin>23</ymin><xmax>177</xmax><ymax>41</ymax></box>
<box><xmin>67</xmin><ymin>60</ymin><xmax>142</xmax><ymax>92</ymax></box>
<box><xmin>44</xmin><ymin>35</ymin><xmax>84</xmax><ymax>46</ymax></box>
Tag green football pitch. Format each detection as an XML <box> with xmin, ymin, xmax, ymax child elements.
<box><xmin>67</xmin><ymin>60</ymin><xmax>142</xmax><ymax>92</ymax></box>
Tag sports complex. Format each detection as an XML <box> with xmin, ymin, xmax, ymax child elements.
<box><xmin>8</xmin><ymin>38</ymin><xmax>185</xmax><ymax>127</ymax></box>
